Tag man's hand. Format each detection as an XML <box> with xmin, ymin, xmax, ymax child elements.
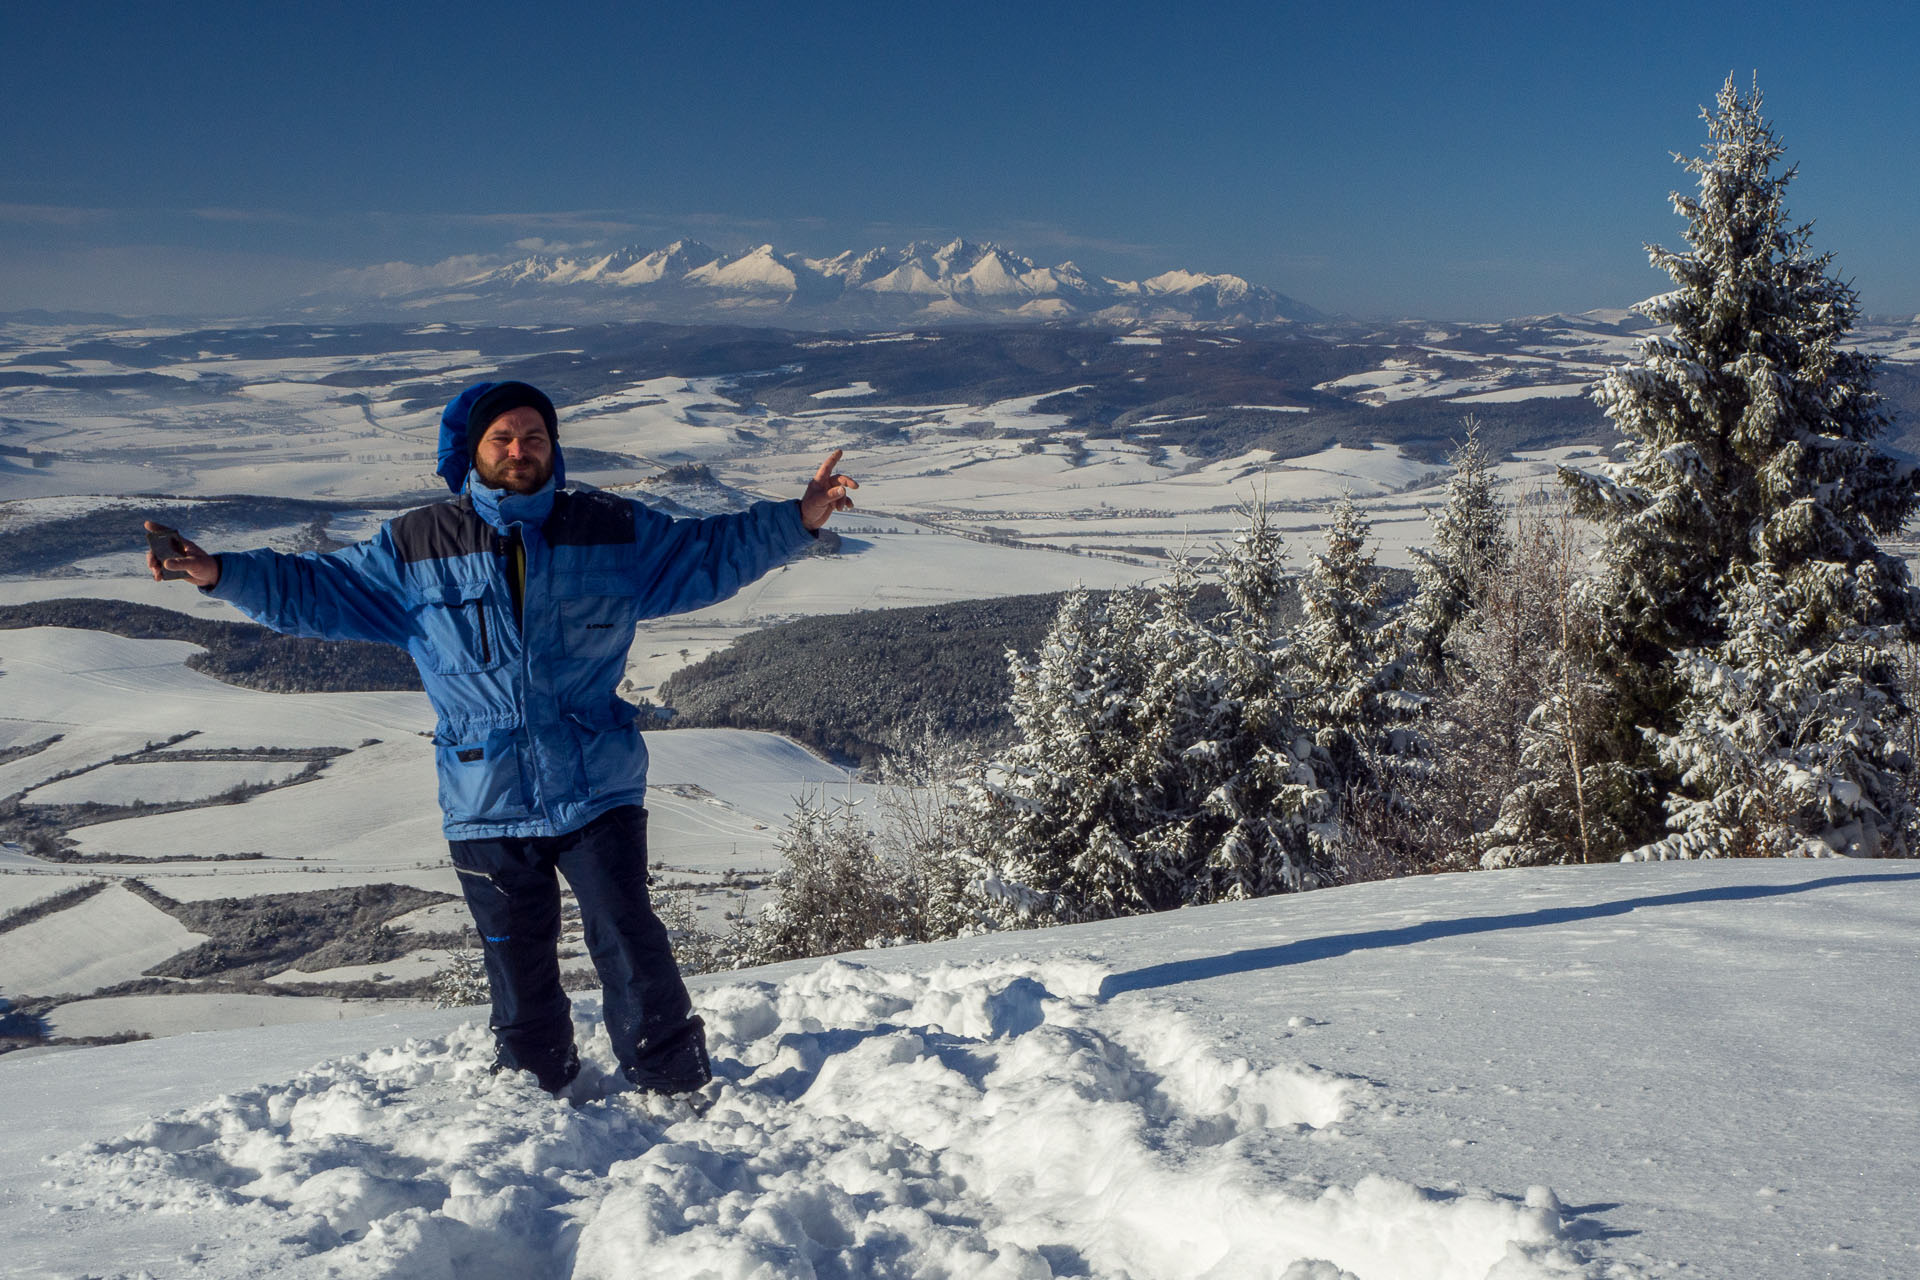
<box><xmin>144</xmin><ymin>520</ymin><xmax>220</xmax><ymax>588</ymax></box>
<box><xmin>800</xmin><ymin>450</ymin><xmax>859</xmax><ymax>531</ymax></box>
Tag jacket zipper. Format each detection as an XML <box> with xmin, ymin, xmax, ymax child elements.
<box><xmin>474</xmin><ymin>599</ymin><xmax>491</xmax><ymax>664</ymax></box>
<box><xmin>499</xmin><ymin>529</ymin><xmax>524</xmax><ymax>627</ymax></box>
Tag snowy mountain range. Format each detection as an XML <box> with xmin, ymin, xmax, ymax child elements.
<box><xmin>309</xmin><ymin>238</ymin><xmax>1321</xmax><ymax>327</ymax></box>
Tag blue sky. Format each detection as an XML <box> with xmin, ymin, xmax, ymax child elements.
<box><xmin>6</xmin><ymin>0</ymin><xmax>1919</xmax><ymax>319</ymax></box>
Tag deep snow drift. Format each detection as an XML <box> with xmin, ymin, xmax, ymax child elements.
<box><xmin>4</xmin><ymin>859</ymin><xmax>1917</xmax><ymax>1278</ymax></box>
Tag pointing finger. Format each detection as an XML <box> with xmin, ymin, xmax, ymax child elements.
<box><xmin>813</xmin><ymin>450</ymin><xmax>844</xmax><ymax>485</ymax></box>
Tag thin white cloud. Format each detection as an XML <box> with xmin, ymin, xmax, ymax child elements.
<box><xmin>0</xmin><ymin>202</ymin><xmax>114</xmax><ymax>226</ymax></box>
<box><xmin>187</xmin><ymin>206</ymin><xmax>310</xmax><ymax>225</ymax></box>
<box><xmin>978</xmin><ymin>220</ymin><xmax>1164</xmax><ymax>263</ymax></box>
<box><xmin>510</xmin><ymin>237</ymin><xmax>603</xmax><ymax>253</ymax></box>
<box><xmin>322</xmin><ymin>254</ymin><xmax>502</xmax><ymax>298</ymax></box>
<box><xmin>413</xmin><ymin>211</ymin><xmax>645</xmax><ymax>240</ymax></box>
<box><xmin>0</xmin><ymin>244</ymin><xmax>335</xmax><ymax>315</ymax></box>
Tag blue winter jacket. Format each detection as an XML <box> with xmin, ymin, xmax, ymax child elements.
<box><xmin>209</xmin><ymin>456</ymin><xmax>814</xmax><ymax>840</ymax></box>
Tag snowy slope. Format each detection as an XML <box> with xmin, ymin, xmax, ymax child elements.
<box><xmin>3</xmin><ymin>860</ymin><xmax>1916</xmax><ymax>1278</ymax></box>
<box><xmin>0</xmin><ymin>883</ymin><xmax>207</xmax><ymax>994</ymax></box>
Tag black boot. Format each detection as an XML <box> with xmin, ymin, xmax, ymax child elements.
<box><xmin>491</xmin><ymin>1041</ymin><xmax>580</xmax><ymax>1095</ymax></box>
<box><xmin>623</xmin><ymin>1015</ymin><xmax>711</xmax><ymax>1094</ymax></box>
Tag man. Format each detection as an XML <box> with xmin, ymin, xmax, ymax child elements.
<box><xmin>146</xmin><ymin>379</ymin><xmax>857</xmax><ymax>1098</ymax></box>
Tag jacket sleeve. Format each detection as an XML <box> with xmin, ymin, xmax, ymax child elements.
<box><xmin>205</xmin><ymin>527</ymin><xmax>416</xmax><ymax>646</ymax></box>
<box><xmin>630</xmin><ymin>497</ymin><xmax>815</xmax><ymax>620</ymax></box>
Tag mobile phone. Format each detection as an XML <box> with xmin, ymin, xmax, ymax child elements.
<box><xmin>146</xmin><ymin>523</ymin><xmax>189</xmax><ymax>581</ymax></box>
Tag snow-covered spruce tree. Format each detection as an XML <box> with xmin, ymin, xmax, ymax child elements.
<box><xmin>1646</xmin><ymin>565</ymin><xmax>1912</xmax><ymax>857</ymax></box>
<box><xmin>967</xmin><ymin>586</ymin><xmax>1165</xmax><ymax>922</ymax></box>
<box><xmin>1563</xmin><ymin>75</ymin><xmax>1920</xmax><ymax>854</ymax></box>
<box><xmin>1182</xmin><ymin>501</ymin><xmax>1335</xmax><ymax>901</ymax></box>
<box><xmin>1406</xmin><ymin>418</ymin><xmax>1511</xmax><ymax>689</ymax></box>
<box><xmin>1294</xmin><ymin>497</ymin><xmax>1405</xmax><ymax>789</ymax></box>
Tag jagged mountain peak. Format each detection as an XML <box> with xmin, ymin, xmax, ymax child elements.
<box><xmin>340</xmin><ymin>237</ymin><xmax>1320</xmax><ymax>327</ymax></box>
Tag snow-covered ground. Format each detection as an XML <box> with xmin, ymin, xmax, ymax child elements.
<box><xmin>3</xmin><ymin>859</ymin><xmax>1915</xmax><ymax>1278</ymax></box>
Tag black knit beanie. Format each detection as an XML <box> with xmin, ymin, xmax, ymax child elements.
<box><xmin>465</xmin><ymin>381</ymin><xmax>558</xmax><ymax>454</ymax></box>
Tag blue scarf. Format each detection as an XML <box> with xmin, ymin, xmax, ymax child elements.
<box><xmin>469</xmin><ymin>474</ymin><xmax>556</xmax><ymax>533</ymax></box>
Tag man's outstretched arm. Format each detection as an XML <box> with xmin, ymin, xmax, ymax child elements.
<box><xmin>629</xmin><ymin>451</ymin><xmax>859</xmax><ymax>619</ymax></box>
<box><xmin>145</xmin><ymin>519</ymin><xmax>415</xmax><ymax>647</ymax></box>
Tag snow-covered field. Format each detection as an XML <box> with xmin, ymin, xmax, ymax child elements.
<box><xmin>24</xmin><ymin>758</ymin><xmax>311</xmax><ymax>806</ymax></box>
<box><xmin>0</xmin><ymin>874</ymin><xmax>99</xmax><ymax>915</ymax></box>
<box><xmin>0</xmin><ymin>883</ymin><xmax>207</xmax><ymax>995</ymax></box>
<box><xmin>0</xmin><ymin>316</ymin><xmax>1627</xmax><ymax>589</ymax></box>
<box><xmin>3</xmin><ymin>860</ymin><xmax>1915</xmax><ymax>1278</ymax></box>
<box><xmin>45</xmin><ymin>991</ymin><xmax>418</xmax><ymax>1039</ymax></box>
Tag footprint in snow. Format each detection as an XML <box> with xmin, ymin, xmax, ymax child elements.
<box><xmin>50</xmin><ymin>957</ymin><xmax>1596</xmax><ymax>1280</ymax></box>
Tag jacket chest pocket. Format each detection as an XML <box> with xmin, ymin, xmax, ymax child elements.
<box><xmin>415</xmin><ymin>581</ymin><xmax>507</xmax><ymax>675</ymax></box>
<box><xmin>551</xmin><ymin>572</ymin><xmax>635</xmax><ymax>659</ymax></box>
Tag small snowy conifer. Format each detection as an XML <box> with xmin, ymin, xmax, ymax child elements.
<box><xmin>1407</xmin><ymin>419</ymin><xmax>1511</xmax><ymax>688</ymax></box>
<box><xmin>430</xmin><ymin>939</ymin><xmax>490</xmax><ymax>1008</ymax></box>
<box><xmin>1185</xmin><ymin>502</ymin><xmax>1334</xmax><ymax>899</ymax></box>
<box><xmin>1294</xmin><ymin>497</ymin><xmax>1403</xmax><ymax>789</ymax></box>
<box><xmin>1644</xmin><ymin>565</ymin><xmax>1912</xmax><ymax>857</ymax></box>
<box><xmin>970</xmin><ymin>588</ymin><xmax>1165</xmax><ymax>921</ymax></box>
<box><xmin>745</xmin><ymin>790</ymin><xmax>899</xmax><ymax>963</ymax></box>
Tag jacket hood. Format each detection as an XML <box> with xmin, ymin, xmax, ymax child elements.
<box><xmin>437</xmin><ymin>380</ymin><xmax>567</xmax><ymax>494</ymax></box>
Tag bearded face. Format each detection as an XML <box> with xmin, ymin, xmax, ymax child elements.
<box><xmin>473</xmin><ymin>407</ymin><xmax>554</xmax><ymax>495</ymax></box>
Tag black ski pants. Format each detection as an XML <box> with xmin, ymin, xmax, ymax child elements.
<box><xmin>449</xmin><ymin>804</ymin><xmax>692</xmax><ymax>1079</ymax></box>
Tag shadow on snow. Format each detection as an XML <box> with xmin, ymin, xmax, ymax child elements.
<box><xmin>1098</xmin><ymin>871</ymin><xmax>1920</xmax><ymax>999</ymax></box>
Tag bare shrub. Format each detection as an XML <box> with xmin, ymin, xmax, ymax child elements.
<box><xmin>740</xmin><ymin>778</ymin><xmax>991</xmax><ymax>967</ymax></box>
<box><xmin>1345</xmin><ymin>495</ymin><xmax>1616</xmax><ymax>873</ymax></box>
